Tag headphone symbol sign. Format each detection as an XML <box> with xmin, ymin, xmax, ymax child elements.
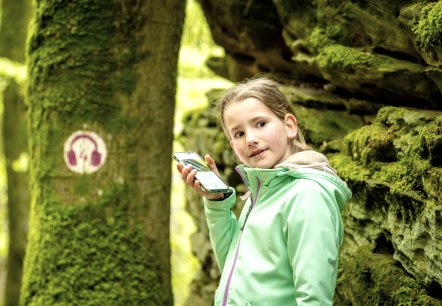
<box><xmin>64</xmin><ymin>131</ymin><xmax>107</xmax><ymax>174</ymax></box>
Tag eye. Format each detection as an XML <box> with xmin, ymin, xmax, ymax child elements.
<box><xmin>234</xmin><ymin>131</ymin><xmax>244</xmax><ymax>138</ymax></box>
<box><xmin>257</xmin><ymin>121</ymin><xmax>266</xmax><ymax>128</ymax></box>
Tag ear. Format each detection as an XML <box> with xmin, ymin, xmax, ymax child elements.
<box><xmin>284</xmin><ymin>114</ymin><xmax>298</xmax><ymax>140</ymax></box>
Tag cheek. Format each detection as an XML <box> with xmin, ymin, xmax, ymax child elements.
<box><xmin>270</xmin><ymin>132</ymin><xmax>289</xmax><ymax>153</ymax></box>
<box><xmin>231</xmin><ymin>142</ymin><xmax>246</xmax><ymax>159</ymax></box>
<box><xmin>266</xmin><ymin>131</ymin><xmax>280</xmax><ymax>146</ymax></box>
<box><xmin>231</xmin><ymin>142</ymin><xmax>241</xmax><ymax>154</ymax></box>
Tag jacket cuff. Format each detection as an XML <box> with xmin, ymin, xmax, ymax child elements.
<box><xmin>204</xmin><ymin>187</ymin><xmax>236</xmax><ymax>209</ymax></box>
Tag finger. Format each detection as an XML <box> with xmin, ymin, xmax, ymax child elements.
<box><xmin>194</xmin><ymin>180</ymin><xmax>223</xmax><ymax>200</ymax></box>
<box><xmin>181</xmin><ymin>164</ymin><xmax>193</xmax><ymax>181</ymax></box>
<box><xmin>185</xmin><ymin>169</ymin><xmax>198</xmax><ymax>186</ymax></box>
<box><xmin>176</xmin><ymin>163</ymin><xmax>183</xmax><ymax>173</ymax></box>
<box><xmin>194</xmin><ymin>180</ymin><xmax>211</xmax><ymax>196</ymax></box>
<box><xmin>194</xmin><ymin>180</ymin><xmax>203</xmax><ymax>192</ymax></box>
<box><xmin>205</xmin><ymin>154</ymin><xmax>220</xmax><ymax>175</ymax></box>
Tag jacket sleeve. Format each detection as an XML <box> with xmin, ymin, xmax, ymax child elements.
<box><xmin>203</xmin><ymin>188</ymin><xmax>238</xmax><ymax>271</ymax></box>
<box><xmin>283</xmin><ymin>180</ymin><xmax>342</xmax><ymax>306</ymax></box>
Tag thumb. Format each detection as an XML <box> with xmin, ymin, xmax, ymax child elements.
<box><xmin>205</xmin><ymin>154</ymin><xmax>220</xmax><ymax>175</ymax></box>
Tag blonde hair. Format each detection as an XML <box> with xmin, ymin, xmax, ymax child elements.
<box><xmin>218</xmin><ymin>77</ymin><xmax>310</xmax><ymax>153</ymax></box>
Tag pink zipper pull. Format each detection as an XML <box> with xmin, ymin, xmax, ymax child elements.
<box><xmin>240</xmin><ymin>191</ymin><xmax>251</xmax><ymax>201</ymax></box>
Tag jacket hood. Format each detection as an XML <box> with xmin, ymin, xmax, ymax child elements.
<box><xmin>275</xmin><ymin>150</ymin><xmax>351</xmax><ymax>212</ymax></box>
<box><xmin>274</xmin><ymin>150</ymin><xmax>338</xmax><ymax>176</ymax></box>
<box><xmin>236</xmin><ymin>150</ymin><xmax>352</xmax><ymax>212</ymax></box>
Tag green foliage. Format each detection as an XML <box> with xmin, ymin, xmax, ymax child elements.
<box><xmin>181</xmin><ymin>0</ymin><xmax>216</xmax><ymax>52</ymax></box>
<box><xmin>171</xmin><ymin>1</ymin><xmax>232</xmax><ymax>305</ymax></box>
<box><xmin>178</xmin><ymin>0</ymin><xmax>225</xmax><ymax>79</ymax></box>
<box><xmin>0</xmin><ymin>57</ymin><xmax>27</xmax><ymax>85</ymax></box>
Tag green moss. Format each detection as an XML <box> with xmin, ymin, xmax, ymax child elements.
<box><xmin>339</xmin><ymin>245</ymin><xmax>440</xmax><ymax>305</ymax></box>
<box><xmin>371</xmin><ymin>162</ymin><xmax>407</xmax><ymax>186</ymax></box>
<box><xmin>23</xmin><ymin>0</ymin><xmax>177</xmax><ymax>304</ymax></box>
<box><xmin>375</xmin><ymin>106</ymin><xmax>442</xmax><ymax>129</ymax></box>
<box><xmin>317</xmin><ymin>44</ymin><xmax>395</xmax><ymax>72</ymax></box>
<box><xmin>412</xmin><ymin>2</ymin><xmax>442</xmax><ymax>48</ymax></box>
<box><xmin>327</xmin><ymin>100</ymin><xmax>441</xmax><ymax>306</ymax></box>
<box><xmin>21</xmin><ymin>183</ymin><xmax>165</xmax><ymax>305</ymax></box>
<box><xmin>420</xmin><ymin>116</ymin><xmax>442</xmax><ymax>167</ymax></box>
<box><xmin>308</xmin><ymin>26</ymin><xmax>340</xmax><ymax>50</ymax></box>
<box><xmin>337</xmin><ymin>107</ymin><xmax>442</xmax><ymax>202</ymax></box>
<box><xmin>27</xmin><ymin>0</ymin><xmax>148</xmax><ymax>131</ymax></box>
<box><xmin>342</xmin><ymin>124</ymin><xmax>396</xmax><ymax>165</ymax></box>
<box><xmin>104</xmin><ymin>115</ymin><xmax>139</xmax><ymax>135</ymax></box>
<box><xmin>425</xmin><ymin>168</ymin><xmax>442</xmax><ymax>200</ymax></box>
<box><xmin>74</xmin><ymin>177</ymin><xmax>92</xmax><ymax>195</ymax></box>
<box><xmin>21</xmin><ymin>0</ymin><xmax>180</xmax><ymax>306</ymax></box>
<box><xmin>328</xmin><ymin>154</ymin><xmax>371</xmax><ymax>183</ymax></box>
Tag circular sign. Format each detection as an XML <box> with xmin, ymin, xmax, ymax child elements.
<box><xmin>63</xmin><ymin>131</ymin><xmax>107</xmax><ymax>174</ymax></box>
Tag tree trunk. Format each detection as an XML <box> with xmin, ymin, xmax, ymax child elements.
<box><xmin>20</xmin><ymin>0</ymin><xmax>185</xmax><ymax>305</ymax></box>
<box><xmin>0</xmin><ymin>0</ymin><xmax>32</xmax><ymax>305</ymax></box>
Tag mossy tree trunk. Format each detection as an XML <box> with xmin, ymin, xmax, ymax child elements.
<box><xmin>0</xmin><ymin>0</ymin><xmax>32</xmax><ymax>305</ymax></box>
<box><xmin>20</xmin><ymin>0</ymin><xmax>185</xmax><ymax>305</ymax></box>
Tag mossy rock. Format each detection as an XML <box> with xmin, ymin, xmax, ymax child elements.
<box><xmin>336</xmin><ymin>244</ymin><xmax>442</xmax><ymax>306</ymax></box>
<box><xmin>332</xmin><ymin>106</ymin><xmax>442</xmax><ymax>301</ymax></box>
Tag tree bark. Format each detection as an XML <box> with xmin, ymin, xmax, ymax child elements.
<box><xmin>20</xmin><ymin>0</ymin><xmax>184</xmax><ymax>305</ymax></box>
<box><xmin>0</xmin><ymin>0</ymin><xmax>32</xmax><ymax>305</ymax></box>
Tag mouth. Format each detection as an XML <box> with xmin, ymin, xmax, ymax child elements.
<box><xmin>250</xmin><ymin>149</ymin><xmax>266</xmax><ymax>158</ymax></box>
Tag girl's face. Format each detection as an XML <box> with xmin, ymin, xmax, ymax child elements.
<box><xmin>223</xmin><ymin>98</ymin><xmax>298</xmax><ymax>168</ymax></box>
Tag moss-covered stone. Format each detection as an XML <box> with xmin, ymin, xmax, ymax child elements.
<box><xmin>336</xmin><ymin>245</ymin><xmax>442</xmax><ymax>306</ymax></box>
<box><xmin>332</xmin><ymin>106</ymin><xmax>442</xmax><ymax>302</ymax></box>
<box><xmin>400</xmin><ymin>1</ymin><xmax>442</xmax><ymax>67</ymax></box>
<box><xmin>420</xmin><ymin>116</ymin><xmax>442</xmax><ymax>167</ymax></box>
<box><xmin>183</xmin><ymin>0</ymin><xmax>442</xmax><ymax>304</ymax></box>
<box><xmin>317</xmin><ymin>45</ymin><xmax>395</xmax><ymax>72</ymax></box>
<box><xmin>342</xmin><ymin>124</ymin><xmax>397</xmax><ymax>165</ymax></box>
<box><xmin>411</xmin><ymin>2</ymin><xmax>442</xmax><ymax>50</ymax></box>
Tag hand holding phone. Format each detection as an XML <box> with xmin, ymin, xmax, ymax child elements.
<box><xmin>174</xmin><ymin>152</ymin><xmax>230</xmax><ymax>194</ymax></box>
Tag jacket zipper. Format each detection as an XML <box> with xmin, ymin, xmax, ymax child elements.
<box><xmin>222</xmin><ymin>174</ymin><xmax>261</xmax><ymax>306</ymax></box>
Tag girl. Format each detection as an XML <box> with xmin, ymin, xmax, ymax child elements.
<box><xmin>177</xmin><ymin>77</ymin><xmax>352</xmax><ymax>306</ymax></box>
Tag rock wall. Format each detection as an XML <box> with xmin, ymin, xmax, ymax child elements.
<box><xmin>331</xmin><ymin>107</ymin><xmax>442</xmax><ymax>305</ymax></box>
<box><xmin>178</xmin><ymin>0</ymin><xmax>442</xmax><ymax>305</ymax></box>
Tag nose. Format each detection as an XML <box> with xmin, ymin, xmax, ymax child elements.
<box><xmin>246</xmin><ymin>130</ymin><xmax>257</xmax><ymax>145</ymax></box>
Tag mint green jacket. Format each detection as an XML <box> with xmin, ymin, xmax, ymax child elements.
<box><xmin>203</xmin><ymin>152</ymin><xmax>352</xmax><ymax>306</ymax></box>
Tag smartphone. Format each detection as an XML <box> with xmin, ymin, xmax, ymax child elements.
<box><xmin>173</xmin><ymin>152</ymin><xmax>230</xmax><ymax>193</ymax></box>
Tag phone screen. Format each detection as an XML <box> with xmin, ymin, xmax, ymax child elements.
<box><xmin>174</xmin><ymin>152</ymin><xmax>229</xmax><ymax>193</ymax></box>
